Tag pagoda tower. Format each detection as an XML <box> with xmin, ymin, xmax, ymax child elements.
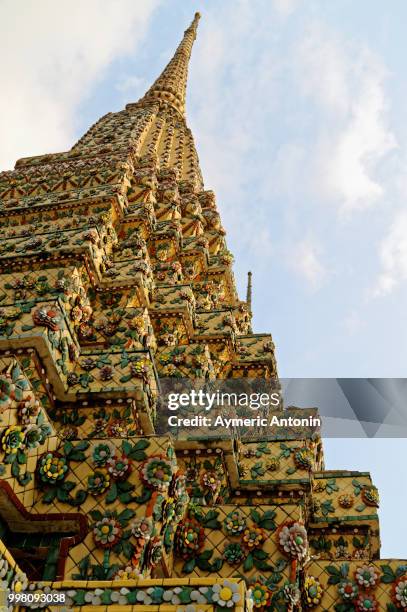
<box><xmin>0</xmin><ymin>12</ymin><xmax>405</xmax><ymax>612</ymax></box>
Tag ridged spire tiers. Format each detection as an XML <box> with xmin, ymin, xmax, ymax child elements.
<box><xmin>137</xmin><ymin>12</ymin><xmax>201</xmax><ymax>116</ymax></box>
<box><xmin>62</xmin><ymin>13</ymin><xmax>204</xmax><ymax>187</ymax></box>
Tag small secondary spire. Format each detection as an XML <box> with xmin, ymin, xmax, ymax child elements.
<box><xmin>246</xmin><ymin>271</ymin><xmax>252</xmax><ymax>310</ymax></box>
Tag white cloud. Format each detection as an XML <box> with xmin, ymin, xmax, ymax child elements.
<box><xmin>115</xmin><ymin>75</ymin><xmax>147</xmax><ymax>93</ymax></box>
<box><xmin>267</xmin><ymin>143</ymin><xmax>308</xmax><ymax>200</ymax></box>
<box><xmin>318</xmin><ymin>67</ymin><xmax>396</xmax><ymax>214</ymax></box>
<box><xmin>296</xmin><ymin>25</ymin><xmax>351</xmax><ymax>115</ymax></box>
<box><xmin>374</xmin><ymin>211</ymin><xmax>407</xmax><ymax>296</ymax></box>
<box><xmin>289</xmin><ymin>238</ymin><xmax>327</xmax><ymax>289</ymax></box>
<box><xmin>246</xmin><ymin>226</ymin><xmax>274</xmax><ymax>261</ymax></box>
<box><xmin>0</xmin><ymin>0</ymin><xmax>161</xmax><ymax>170</ymax></box>
<box><xmin>296</xmin><ymin>24</ymin><xmax>396</xmax><ymax>214</ymax></box>
<box><xmin>272</xmin><ymin>0</ymin><xmax>302</xmax><ymax>17</ymax></box>
<box><xmin>343</xmin><ymin>310</ymin><xmax>364</xmax><ymax>334</ymax></box>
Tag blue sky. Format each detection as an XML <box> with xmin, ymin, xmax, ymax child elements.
<box><xmin>1</xmin><ymin>0</ymin><xmax>406</xmax><ymax>557</ymax></box>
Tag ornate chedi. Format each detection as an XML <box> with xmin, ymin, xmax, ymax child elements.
<box><xmin>0</xmin><ymin>12</ymin><xmax>405</xmax><ymax>612</ymax></box>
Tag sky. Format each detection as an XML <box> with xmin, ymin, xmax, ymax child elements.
<box><xmin>1</xmin><ymin>0</ymin><xmax>406</xmax><ymax>557</ymax></box>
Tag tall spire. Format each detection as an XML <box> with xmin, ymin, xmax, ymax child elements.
<box><xmin>137</xmin><ymin>12</ymin><xmax>201</xmax><ymax>116</ymax></box>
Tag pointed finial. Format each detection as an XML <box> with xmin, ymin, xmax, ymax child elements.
<box><xmin>246</xmin><ymin>271</ymin><xmax>252</xmax><ymax>310</ymax></box>
<box><xmin>136</xmin><ymin>13</ymin><xmax>201</xmax><ymax>116</ymax></box>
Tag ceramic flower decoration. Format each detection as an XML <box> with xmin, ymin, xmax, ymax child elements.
<box><xmin>93</xmin><ymin>517</ymin><xmax>122</xmax><ymax>549</ymax></box>
<box><xmin>355</xmin><ymin>565</ymin><xmax>378</xmax><ymax>589</ymax></box>
<box><xmin>393</xmin><ymin>575</ymin><xmax>407</xmax><ymax>609</ymax></box>
<box><xmin>223</xmin><ymin>510</ymin><xmax>246</xmax><ymax>535</ymax></box>
<box><xmin>140</xmin><ymin>455</ymin><xmax>173</xmax><ymax>491</ymax></box>
<box><xmin>175</xmin><ymin>518</ymin><xmax>205</xmax><ymax>559</ymax></box>
<box><xmin>92</xmin><ymin>442</ymin><xmax>116</xmax><ymax>467</ymax></box>
<box><xmin>37</xmin><ymin>452</ymin><xmax>68</xmax><ymax>484</ymax></box>
<box><xmin>278</xmin><ymin>521</ymin><xmax>308</xmax><ymax>562</ymax></box>
<box><xmin>303</xmin><ymin>576</ymin><xmax>323</xmax><ymax>608</ymax></box>
<box><xmin>212</xmin><ymin>580</ymin><xmax>241</xmax><ymax>608</ymax></box>
<box><xmin>249</xmin><ymin>582</ymin><xmax>271</xmax><ymax>609</ymax></box>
